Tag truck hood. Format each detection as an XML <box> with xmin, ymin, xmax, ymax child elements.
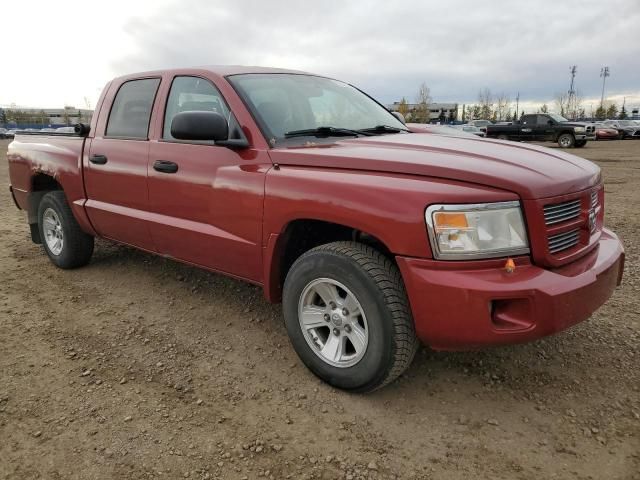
<box><xmin>268</xmin><ymin>133</ymin><xmax>601</xmax><ymax>200</ymax></box>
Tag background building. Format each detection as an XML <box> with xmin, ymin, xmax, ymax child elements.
<box><xmin>0</xmin><ymin>106</ymin><xmax>93</xmax><ymax>129</ymax></box>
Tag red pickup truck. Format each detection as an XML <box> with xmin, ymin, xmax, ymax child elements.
<box><xmin>7</xmin><ymin>66</ymin><xmax>624</xmax><ymax>392</ymax></box>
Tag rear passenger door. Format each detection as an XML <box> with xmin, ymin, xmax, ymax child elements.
<box><xmin>519</xmin><ymin>115</ymin><xmax>536</xmax><ymax>141</ymax></box>
<box><xmin>84</xmin><ymin>77</ymin><xmax>160</xmax><ymax>250</ymax></box>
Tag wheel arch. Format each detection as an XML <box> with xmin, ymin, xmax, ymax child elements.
<box><xmin>263</xmin><ymin>218</ymin><xmax>394</xmax><ymax>303</ymax></box>
<box><xmin>27</xmin><ymin>173</ymin><xmax>64</xmax><ymax>243</ymax></box>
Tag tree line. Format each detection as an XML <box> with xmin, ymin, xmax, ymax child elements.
<box><xmin>394</xmin><ymin>83</ymin><xmax>633</xmax><ymax>123</ymax></box>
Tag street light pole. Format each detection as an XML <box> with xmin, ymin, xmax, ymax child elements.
<box><xmin>600</xmin><ymin>66</ymin><xmax>610</xmax><ymax>108</ymax></box>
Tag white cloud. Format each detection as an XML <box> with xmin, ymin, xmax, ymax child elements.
<box><xmin>2</xmin><ymin>0</ymin><xmax>639</xmax><ymax>110</ymax></box>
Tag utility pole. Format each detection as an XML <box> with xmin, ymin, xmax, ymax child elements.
<box><xmin>600</xmin><ymin>66</ymin><xmax>610</xmax><ymax>108</ymax></box>
<box><xmin>515</xmin><ymin>92</ymin><xmax>520</xmax><ymax>119</ymax></box>
<box><xmin>568</xmin><ymin>66</ymin><xmax>577</xmax><ymax>119</ymax></box>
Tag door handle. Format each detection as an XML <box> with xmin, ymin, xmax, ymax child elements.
<box><xmin>89</xmin><ymin>154</ymin><xmax>108</xmax><ymax>165</ymax></box>
<box><xmin>153</xmin><ymin>160</ymin><xmax>179</xmax><ymax>174</ymax></box>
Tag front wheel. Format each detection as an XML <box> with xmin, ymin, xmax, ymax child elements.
<box><xmin>558</xmin><ymin>133</ymin><xmax>575</xmax><ymax>148</ymax></box>
<box><xmin>282</xmin><ymin>242</ymin><xmax>418</xmax><ymax>392</ymax></box>
<box><xmin>37</xmin><ymin>191</ymin><xmax>94</xmax><ymax>269</ymax></box>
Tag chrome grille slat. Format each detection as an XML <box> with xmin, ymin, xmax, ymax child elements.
<box><xmin>549</xmin><ymin>234</ymin><xmax>579</xmax><ymax>246</ymax></box>
<box><xmin>549</xmin><ymin>235</ymin><xmax>579</xmax><ymax>248</ymax></box>
<box><xmin>544</xmin><ymin>208</ymin><xmax>581</xmax><ymax>222</ymax></box>
<box><xmin>544</xmin><ymin>199</ymin><xmax>581</xmax><ymax>212</ymax></box>
<box><xmin>543</xmin><ymin>198</ymin><xmax>581</xmax><ymax>225</ymax></box>
<box><xmin>548</xmin><ymin>229</ymin><xmax>580</xmax><ymax>253</ymax></box>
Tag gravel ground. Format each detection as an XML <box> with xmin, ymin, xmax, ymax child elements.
<box><xmin>0</xmin><ymin>138</ymin><xmax>638</xmax><ymax>480</ymax></box>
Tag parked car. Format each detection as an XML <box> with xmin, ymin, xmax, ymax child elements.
<box><xmin>7</xmin><ymin>66</ymin><xmax>624</xmax><ymax>392</ymax></box>
<box><xmin>0</xmin><ymin>128</ymin><xmax>8</xmax><ymax>139</ymax></box>
<box><xmin>485</xmin><ymin>113</ymin><xmax>596</xmax><ymax>148</ymax></box>
<box><xmin>594</xmin><ymin>124</ymin><xmax>620</xmax><ymax>140</ymax></box>
<box><xmin>4</xmin><ymin>129</ymin><xmax>16</xmax><ymax>138</ymax></box>
<box><xmin>467</xmin><ymin>119</ymin><xmax>493</xmax><ymax>132</ymax></box>
<box><xmin>602</xmin><ymin>119</ymin><xmax>640</xmax><ymax>139</ymax></box>
<box><xmin>56</xmin><ymin>126</ymin><xmax>76</xmax><ymax>133</ymax></box>
<box><xmin>454</xmin><ymin>124</ymin><xmax>485</xmax><ymax>137</ymax></box>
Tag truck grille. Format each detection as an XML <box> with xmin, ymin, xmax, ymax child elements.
<box><xmin>543</xmin><ymin>199</ymin><xmax>581</xmax><ymax>225</ymax></box>
<box><xmin>548</xmin><ymin>229</ymin><xmax>580</xmax><ymax>253</ymax></box>
<box><xmin>586</xmin><ymin>125</ymin><xmax>595</xmax><ymax>134</ymax></box>
<box><xmin>531</xmin><ymin>185</ymin><xmax>603</xmax><ymax>267</ymax></box>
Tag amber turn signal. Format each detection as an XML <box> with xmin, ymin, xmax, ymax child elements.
<box><xmin>504</xmin><ymin>258</ymin><xmax>516</xmax><ymax>273</ymax></box>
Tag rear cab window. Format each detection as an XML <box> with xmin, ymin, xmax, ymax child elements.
<box><xmin>106</xmin><ymin>78</ymin><xmax>161</xmax><ymax>139</ymax></box>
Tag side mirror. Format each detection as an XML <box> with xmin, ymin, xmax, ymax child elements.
<box><xmin>171</xmin><ymin>111</ymin><xmax>228</xmax><ymax>142</ymax></box>
<box><xmin>391</xmin><ymin>111</ymin><xmax>406</xmax><ymax>124</ymax></box>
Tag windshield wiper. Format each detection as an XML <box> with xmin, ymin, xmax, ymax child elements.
<box><xmin>284</xmin><ymin>126</ymin><xmax>373</xmax><ymax>138</ymax></box>
<box><xmin>357</xmin><ymin>125</ymin><xmax>410</xmax><ymax>134</ymax></box>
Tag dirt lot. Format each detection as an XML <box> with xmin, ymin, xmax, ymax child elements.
<box><xmin>0</xmin><ymin>138</ymin><xmax>638</xmax><ymax>480</ymax></box>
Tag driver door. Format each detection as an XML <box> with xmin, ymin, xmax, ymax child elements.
<box><xmin>536</xmin><ymin>115</ymin><xmax>555</xmax><ymax>141</ymax></box>
<box><xmin>147</xmin><ymin>75</ymin><xmax>268</xmax><ymax>282</ymax></box>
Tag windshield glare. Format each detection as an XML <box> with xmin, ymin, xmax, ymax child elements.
<box><xmin>228</xmin><ymin>74</ymin><xmax>406</xmax><ymax>141</ymax></box>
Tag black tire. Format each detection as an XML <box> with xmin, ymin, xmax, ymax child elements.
<box><xmin>557</xmin><ymin>133</ymin><xmax>575</xmax><ymax>148</ymax></box>
<box><xmin>618</xmin><ymin>131</ymin><xmax>625</xmax><ymax>140</ymax></box>
<box><xmin>37</xmin><ymin>191</ymin><xmax>94</xmax><ymax>269</ymax></box>
<box><xmin>282</xmin><ymin>241</ymin><xmax>418</xmax><ymax>393</ymax></box>
<box><xmin>574</xmin><ymin>140</ymin><xmax>587</xmax><ymax>148</ymax></box>
<box><xmin>497</xmin><ymin>134</ymin><xmax>509</xmax><ymax>140</ymax></box>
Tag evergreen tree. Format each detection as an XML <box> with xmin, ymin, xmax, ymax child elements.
<box><xmin>618</xmin><ymin>105</ymin><xmax>628</xmax><ymax>119</ymax></box>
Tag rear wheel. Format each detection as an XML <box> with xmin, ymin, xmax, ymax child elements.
<box><xmin>558</xmin><ymin>133</ymin><xmax>575</xmax><ymax>148</ymax></box>
<box><xmin>37</xmin><ymin>191</ymin><xmax>94</xmax><ymax>269</ymax></box>
<box><xmin>497</xmin><ymin>134</ymin><xmax>509</xmax><ymax>140</ymax></box>
<box><xmin>282</xmin><ymin>241</ymin><xmax>418</xmax><ymax>392</ymax></box>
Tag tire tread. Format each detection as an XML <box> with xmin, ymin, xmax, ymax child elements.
<box><xmin>291</xmin><ymin>241</ymin><xmax>419</xmax><ymax>391</ymax></box>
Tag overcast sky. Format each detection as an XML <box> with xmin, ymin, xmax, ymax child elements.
<box><xmin>2</xmin><ymin>0</ymin><xmax>639</xmax><ymax>113</ymax></box>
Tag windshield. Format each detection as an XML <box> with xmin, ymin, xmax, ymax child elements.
<box><xmin>228</xmin><ymin>74</ymin><xmax>406</xmax><ymax>142</ymax></box>
<box><xmin>548</xmin><ymin>113</ymin><xmax>569</xmax><ymax>123</ymax></box>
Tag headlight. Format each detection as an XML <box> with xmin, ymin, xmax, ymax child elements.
<box><xmin>425</xmin><ymin>201</ymin><xmax>529</xmax><ymax>260</ymax></box>
<box><xmin>574</xmin><ymin>126</ymin><xmax>585</xmax><ymax>133</ymax></box>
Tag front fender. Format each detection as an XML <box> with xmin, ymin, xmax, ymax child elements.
<box><xmin>262</xmin><ymin>165</ymin><xmax>517</xmax><ymax>301</ymax></box>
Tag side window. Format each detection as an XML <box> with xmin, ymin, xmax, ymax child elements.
<box><xmin>106</xmin><ymin>78</ymin><xmax>160</xmax><ymax>139</ymax></box>
<box><xmin>163</xmin><ymin>76</ymin><xmax>230</xmax><ymax>140</ymax></box>
<box><xmin>537</xmin><ymin>115</ymin><xmax>550</xmax><ymax>125</ymax></box>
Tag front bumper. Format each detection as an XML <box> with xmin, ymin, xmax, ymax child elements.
<box><xmin>575</xmin><ymin>133</ymin><xmax>596</xmax><ymax>141</ymax></box>
<box><xmin>397</xmin><ymin>228</ymin><xmax>624</xmax><ymax>350</ymax></box>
